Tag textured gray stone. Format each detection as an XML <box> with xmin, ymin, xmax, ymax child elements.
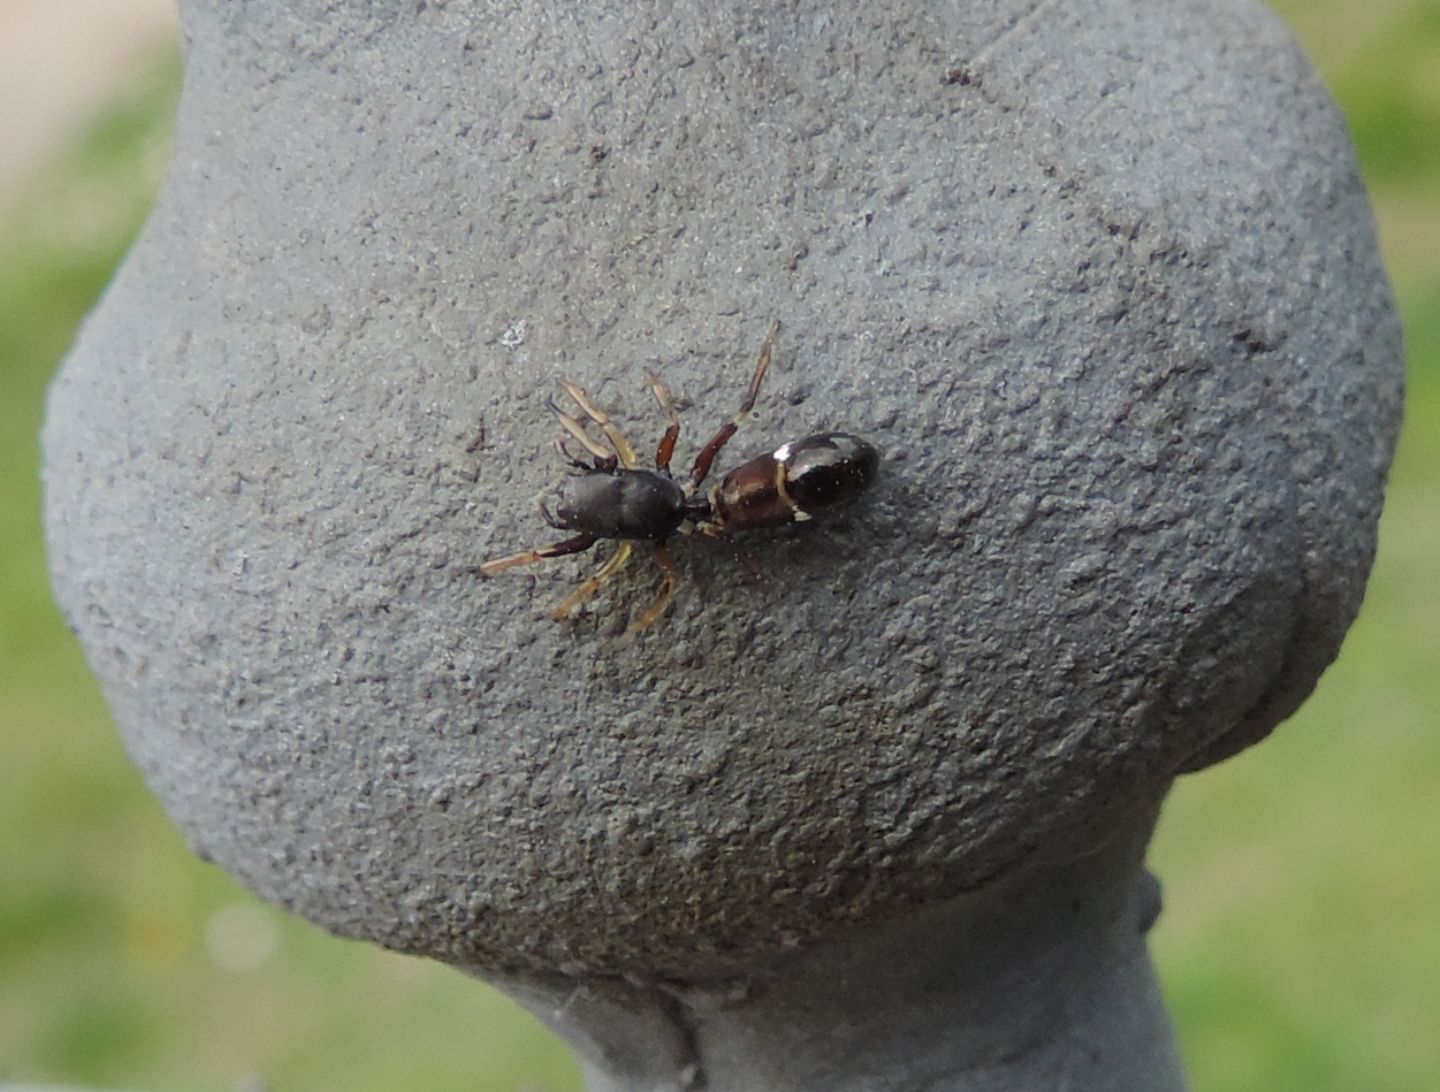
<box><xmin>45</xmin><ymin>0</ymin><xmax>1400</xmax><ymax>1087</ymax></box>
<box><xmin>493</xmin><ymin>821</ymin><xmax>1184</xmax><ymax>1091</ymax></box>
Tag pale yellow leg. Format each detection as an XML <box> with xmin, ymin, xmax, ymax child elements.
<box><xmin>551</xmin><ymin>541</ymin><xmax>635</xmax><ymax>620</ymax></box>
<box><xmin>548</xmin><ymin>398</ymin><xmax>616</xmax><ymax>466</ymax></box>
<box><xmin>557</xmin><ymin>378</ymin><xmax>640</xmax><ymax>469</ymax></box>
<box><xmin>630</xmin><ymin>543</ymin><xmax>680</xmax><ymax>632</ymax></box>
<box><xmin>478</xmin><ymin>532</ymin><xmax>597</xmax><ymax>575</ymax></box>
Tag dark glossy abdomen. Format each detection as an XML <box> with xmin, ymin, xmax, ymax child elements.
<box><xmin>780</xmin><ymin>432</ymin><xmax>879</xmax><ymax>510</ymax></box>
<box><xmin>714</xmin><ymin>432</ymin><xmax>879</xmax><ymax>531</ymax></box>
<box><xmin>555</xmin><ymin>469</ymin><xmax>687</xmax><ymax>540</ymax></box>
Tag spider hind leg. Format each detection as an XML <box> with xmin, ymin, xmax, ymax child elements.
<box><xmin>686</xmin><ymin>320</ymin><xmax>779</xmax><ymax>493</ymax></box>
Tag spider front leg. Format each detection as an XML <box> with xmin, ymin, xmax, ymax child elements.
<box><xmin>556</xmin><ymin>378</ymin><xmax>640</xmax><ymax>469</ymax></box>
<box><xmin>686</xmin><ymin>320</ymin><xmax>779</xmax><ymax>494</ymax></box>
<box><xmin>476</xmin><ymin>532</ymin><xmax>599</xmax><ymax>575</ymax></box>
<box><xmin>552</xmin><ymin>435</ymin><xmax>599</xmax><ymax>471</ymax></box>
<box><xmin>644</xmin><ymin>368</ymin><xmax>682</xmax><ymax>472</ymax></box>
<box><xmin>547</xmin><ymin>397</ymin><xmax>617</xmax><ymax>470</ymax></box>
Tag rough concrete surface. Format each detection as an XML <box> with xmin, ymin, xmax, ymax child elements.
<box><xmin>495</xmin><ymin>820</ymin><xmax>1187</xmax><ymax>1090</ymax></box>
<box><xmin>46</xmin><ymin>0</ymin><xmax>1401</xmax><ymax>1004</ymax></box>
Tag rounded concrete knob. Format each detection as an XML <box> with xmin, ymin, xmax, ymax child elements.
<box><xmin>44</xmin><ymin>0</ymin><xmax>1401</xmax><ymax>1087</ymax></box>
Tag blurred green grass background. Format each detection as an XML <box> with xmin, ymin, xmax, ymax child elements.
<box><xmin>2</xmin><ymin>1</ymin><xmax>1436</xmax><ymax>1089</ymax></box>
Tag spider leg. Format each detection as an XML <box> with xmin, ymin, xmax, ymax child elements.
<box><xmin>553</xmin><ymin>435</ymin><xmax>599</xmax><ymax>470</ymax></box>
<box><xmin>538</xmin><ymin>501</ymin><xmax>566</xmax><ymax>530</ymax></box>
<box><xmin>557</xmin><ymin>378</ymin><xmax>640</xmax><ymax>469</ymax></box>
<box><xmin>686</xmin><ymin>320</ymin><xmax>779</xmax><ymax>494</ymax></box>
<box><xmin>547</xmin><ymin>397</ymin><xmax>618</xmax><ymax>469</ymax></box>
<box><xmin>631</xmin><ymin>542</ymin><xmax>681</xmax><ymax>632</ymax></box>
<box><xmin>644</xmin><ymin>368</ymin><xmax>682</xmax><ymax>473</ymax></box>
<box><xmin>477</xmin><ymin>532</ymin><xmax>599</xmax><ymax>575</ymax></box>
<box><xmin>699</xmin><ymin>523</ymin><xmax>762</xmax><ymax>577</ymax></box>
<box><xmin>551</xmin><ymin>541</ymin><xmax>635</xmax><ymax>620</ymax></box>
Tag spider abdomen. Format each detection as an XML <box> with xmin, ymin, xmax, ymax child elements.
<box><xmin>711</xmin><ymin>432</ymin><xmax>879</xmax><ymax>532</ymax></box>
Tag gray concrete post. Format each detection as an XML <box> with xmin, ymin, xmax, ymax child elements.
<box><xmin>44</xmin><ymin>1</ymin><xmax>1402</xmax><ymax>1088</ymax></box>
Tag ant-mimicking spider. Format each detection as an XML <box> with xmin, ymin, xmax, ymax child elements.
<box><xmin>479</xmin><ymin>323</ymin><xmax>879</xmax><ymax>630</ymax></box>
